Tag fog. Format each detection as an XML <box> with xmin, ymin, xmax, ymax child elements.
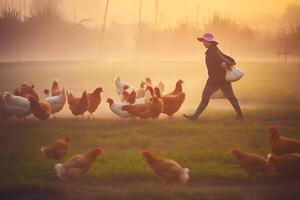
<box><xmin>0</xmin><ymin>0</ymin><xmax>299</xmax><ymax>61</ymax></box>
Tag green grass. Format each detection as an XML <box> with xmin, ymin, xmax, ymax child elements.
<box><xmin>1</xmin><ymin>61</ymin><xmax>300</xmax><ymax>199</ymax></box>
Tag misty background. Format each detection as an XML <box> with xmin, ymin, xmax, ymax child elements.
<box><xmin>0</xmin><ymin>0</ymin><xmax>300</xmax><ymax>62</ymax></box>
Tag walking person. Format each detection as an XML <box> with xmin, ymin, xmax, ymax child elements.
<box><xmin>184</xmin><ymin>33</ymin><xmax>244</xmax><ymax>121</ymax></box>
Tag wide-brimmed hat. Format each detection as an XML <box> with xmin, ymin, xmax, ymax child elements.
<box><xmin>197</xmin><ymin>33</ymin><xmax>218</xmax><ymax>44</ymax></box>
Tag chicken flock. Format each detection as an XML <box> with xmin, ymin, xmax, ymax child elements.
<box><xmin>1</xmin><ymin>78</ymin><xmax>300</xmax><ymax>185</ymax></box>
<box><xmin>0</xmin><ymin>75</ymin><xmax>185</xmax><ymax>121</ymax></box>
<box><xmin>38</xmin><ymin>125</ymin><xmax>300</xmax><ymax>185</ymax></box>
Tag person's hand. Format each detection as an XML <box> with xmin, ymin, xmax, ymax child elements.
<box><xmin>221</xmin><ymin>62</ymin><xmax>228</xmax><ymax>69</ymax></box>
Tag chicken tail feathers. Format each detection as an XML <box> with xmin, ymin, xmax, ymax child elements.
<box><xmin>54</xmin><ymin>163</ymin><xmax>66</xmax><ymax>180</ymax></box>
<box><xmin>179</xmin><ymin>168</ymin><xmax>190</xmax><ymax>185</ymax></box>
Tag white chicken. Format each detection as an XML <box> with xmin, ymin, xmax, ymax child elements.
<box><xmin>44</xmin><ymin>88</ymin><xmax>66</xmax><ymax>118</ymax></box>
<box><xmin>136</xmin><ymin>78</ymin><xmax>165</xmax><ymax>99</ymax></box>
<box><xmin>3</xmin><ymin>92</ymin><xmax>31</xmax><ymax>119</ymax></box>
<box><xmin>107</xmin><ymin>98</ymin><xmax>132</xmax><ymax>118</ymax></box>
<box><xmin>114</xmin><ymin>74</ymin><xmax>134</xmax><ymax>95</ymax></box>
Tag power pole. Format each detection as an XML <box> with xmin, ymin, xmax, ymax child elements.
<box><xmin>277</xmin><ymin>29</ymin><xmax>289</xmax><ymax>64</ymax></box>
<box><xmin>155</xmin><ymin>0</ymin><xmax>158</xmax><ymax>28</ymax></box>
<box><xmin>99</xmin><ymin>0</ymin><xmax>110</xmax><ymax>59</ymax></box>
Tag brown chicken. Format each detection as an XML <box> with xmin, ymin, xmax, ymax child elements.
<box><xmin>149</xmin><ymin>87</ymin><xmax>164</xmax><ymax>119</ymax></box>
<box><xmin>267</xmin><ymin>126</ymin><xmax>300</xmax><ymax>156</ymax></box>
<box><xmin>142</xmin><ymin>150</ymin><xmax>189</xmax><ymax>185</ymax></box>
<box><xmin>126</xmin><ymin>90</ymin><xmax>137</xmax><ymax>104</ymax></box>
<box><xmin>161</xmin><ymin>92</ymin><xmax>185</xmax><ymax>118</ymax></box>
<box><xmin>51</xmin><ymin>80</ymin><xmax>61</xmax><ymax>96</ymax></box>
<box><xmin>87</xmin><ymin>87</ymin><xmax>103</xmax><ymax>119</ymax></box>
<box><xmin>231</xmin><ymin>149</ymin><xmax>270</xmax><ymax>180</ymax></box>
<box><xmin>54</xmin><ymin>146</ymin><xmax>102</xmax><ymax>180</ymax></box>
<box><xmin>13</xmin><ymin>83</ymin><xmax>39</xmax><ymax>101</ymax></box>
<box><xmin>67</xmin><ymin>91</ymin><xmax>89</xmax><ymax>118</ymax></box>
<box><xmin>165</xmin><ymin>79</ymin><xmax>184</xmax><ymax>96</ymax></box>
<box><xmin>41</xmin><ymin>136</ymin><xmax>71</xmax><ymax>160</ymax></box>
<box><xmin>28</xmin><ymin>96</ymin><xmax>51</xmax><ymax>121</ymax></box>
<box><xmin>268</xmin><ymin>153</ymin><xmax>300</xmax><ymax>179</ymax></box>
<box><xmin>122</xmin><ymin>102</ymin><xmax>151</xmax><ymax>119</ymax></box>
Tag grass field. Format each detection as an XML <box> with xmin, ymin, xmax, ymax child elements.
<box><xmin>0</xmin><ymin>61</ymin><xmax>300</xmax><ymax>200</ymax></box>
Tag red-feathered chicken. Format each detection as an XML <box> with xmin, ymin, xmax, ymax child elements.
<box><xmin>149</xmin><ymin>87</ymin><xmax>164</xmax><ymax>119</ymax></box>
<box><xmin>67</xmin><ymin>91</ymin><xmax>89</xmax><ymax>118</ymax></box>
<box><xmin>87</xmin><ymin>87</ymin><xmax>103</xmax><ymax>119</ymax></box>
<box><xmin>55</xmin><ymin>146</ymin><xmax>102</xmax><ymax>180</ymax></box>
<box><xmin>161</xmin><ymin>92</ymin><xmax>185</xmax><ymax>118</ymax></box>
<box><xmin>28</xmin><ymin>96</ymin><xmax>51</xmax><ymax>121</ymax></box>
<box><xmin>122</xmin><ymin>102</ymin><xmax>151</xmax><ymax>119</ymax></box>
<box><xmin>231</xmin><ymin>149</ymin><xmax>270</xmax><ymax>179</ymax></box>
<box><xmin>165</xmin><ymin>79</ymin><xmax>184</xmax><ymax>97</ymax></box>
<box><xmin>41</xmin><ymin>136</ymin><xmax>71</xmax><ymax>160</ymax></box>
<box><xmin>142</xmin><ymin>150</ymin><xmax>189</xmax><ymax>185</ymax></box>
<box><xmin>268</xmin><ymin>153</ymin><xmax>300</xmax><ymax>179</ymax></box>
<box><xmin>51</xmin><ymin>79</ymin><xmax>61</xmax><ymax>96</ymax></box>
<box><xmin>267</xmin><ymin>126</ymin><xmax>300</xmax><ymax>156</ymax></box>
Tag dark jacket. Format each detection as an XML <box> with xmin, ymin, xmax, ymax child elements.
<box><xmin>205</xmin><ymin>44</ymin><xmax>235</xmax><ymax>85</ymax></box>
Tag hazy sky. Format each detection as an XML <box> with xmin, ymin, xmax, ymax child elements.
<box><xmin>59</xmin><ymin>0</ymin><xmax>300</xmax><ymax>31</ymax></box>
<box><xmin>2</xmin><ymin>0</ymin><xmax>299</xmax><ymax>31</ymax></box>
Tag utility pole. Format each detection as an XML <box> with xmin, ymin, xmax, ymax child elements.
<box><xmin>99</xmin><ymin>0</ymin><xmax>110</xmax><ymax>59</ymax></box>
<box><xmin>155</xmin><ymin>0</ymin><xmax>158</xmax><ymax>28</ymax></box>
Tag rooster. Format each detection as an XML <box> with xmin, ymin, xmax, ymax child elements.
<box><xmin>67</xmin><ymin>91</ymin><xmax>89</xmax><ymax>119</ymax></box>
<box><xmin>28</xmin><ymin>96</ymin><xmax>51</xmax><ymax>121</ymax></box>
<box><xmin>267</xmin><ymin>126</ymin><xmax>300</xmax><ymax>156</ymax></box>
<box><xmin>54</xmin><ymin>146</ymin><xmax>102</xmax><ymax>180</ymax></box>
<box><xmin>142</xmin><ymin>150</ymin><xmax>189</xmax><ymax>185</ymax></box>
<box><xmin>231</xmin><ymin>149</ymin><xmax>270</xmax><ymax>181</ymax></box>
<box><xmin>87</xmin><ymin>87</ymin><xmax>103</xmax><ymax>119</ymax></box>
<box><xmin>44</xmin><ymin>88</ymin><xmax>66</xmax><ymax>118</ymax></box>
<box><xmin>41</xmin><ymin>136</ymin><xmax>71</xmax><ymax>160</ymax></box>
<box><xmin>268</xmin><ymin>153</ymin><xmax>300</xmax><ymax>179</ymax></box>
<box><xmin>51</xmin><ymin>79</ymin><xmax>62</xmax><ymax>96</ymax></box>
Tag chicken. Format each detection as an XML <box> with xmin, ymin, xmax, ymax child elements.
<box><xmin>3</xmin><ymin>92</ymin><xmax>31</xmax><ymax>119</ymax></box>
<box><xmin>165</xmin><ymin>79</ymin><xmax>184</xmax><ymax>96</ymax></box>
<box><xmin>122</xmin><ymin>102</ymin><xmax>151</xmax><ymax>119</ymax></box>
<box><xmin>54</xmin><ymin>146</ymin><xmax>102</xmax><ymax>180</ymax></box>
<box><xmin>13</xmin><ymin>83</ymin><xmax>39</xmax><ymax>101</ymax></box>
<box><xmin>136</xmin><ymin>78</ymin><xmax>165</xmax><ymax>99</ymax></box>
<box><xmin>231</xmin><ymin>149</ymin><xmax>270</xmax><ymax>179</ymax></box>
<box><xmin>51</xmin><ymin>79</ymin><xmax>61</xmax><ymax>96</ymax></box>
<box><xmin>28</xmin><ymin>96</ymin><xmax>51</xmax><ymax>121</ymax></box>
<box><xmin>161</xmin><ymin>92</ymin><xmax>185</xmax><ymax>118</ymax></box>
<box><xmin>87</xmin><ymin>87</ymin><xmax>103</xmax><ymax>119</ymax></box>
<box><xmin>44</xmin><ymin>88</ymin><xmax>66</xmax><ymax>118</ymax></box>
<box><xmin>267</xmin><ymin>126</ymin><xmax>300</xmax><ymax>156</ymax></box>
<box><xmin>41</xmin><ymin>136</ymin><xmax>71</xmax><ymax>160</ymax></box>
<box><xmin>107</xmin><ymin>98</ymin><xmax>132</xmax><ymax>118</ymax></box>
<box><xmin>67</xmin><ymin>91</ymin><xmax>89</xmax><ymax>118</ymax></box>
<box><xmin>149</xmin><ymin>87</ymin><xmax>164</xmax><ymax>119</ymax></box>
<box><xmin>267</xmin><ymin>153</ymin><xmax>300</xmax><ymax>179</ymax></box>
<box><xmin>114</xmin><ymin>74</ymin><xmax>132</xmax><ymax>95</ymax></box>
<box><xmin>136</xmin><ymin>81</ymin><xmax>147</xmax><ymax>99</ymax></box>
<box><xmin>142</xmin><ymin>150</ymin><xmax>189</xmax><ymax>185</ymax></box>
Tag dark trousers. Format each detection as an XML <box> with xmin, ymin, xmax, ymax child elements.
<box><xmin>192</xmin><ymin>82</ymin><xmax>243</xmax><ymax>118</ymax></box>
